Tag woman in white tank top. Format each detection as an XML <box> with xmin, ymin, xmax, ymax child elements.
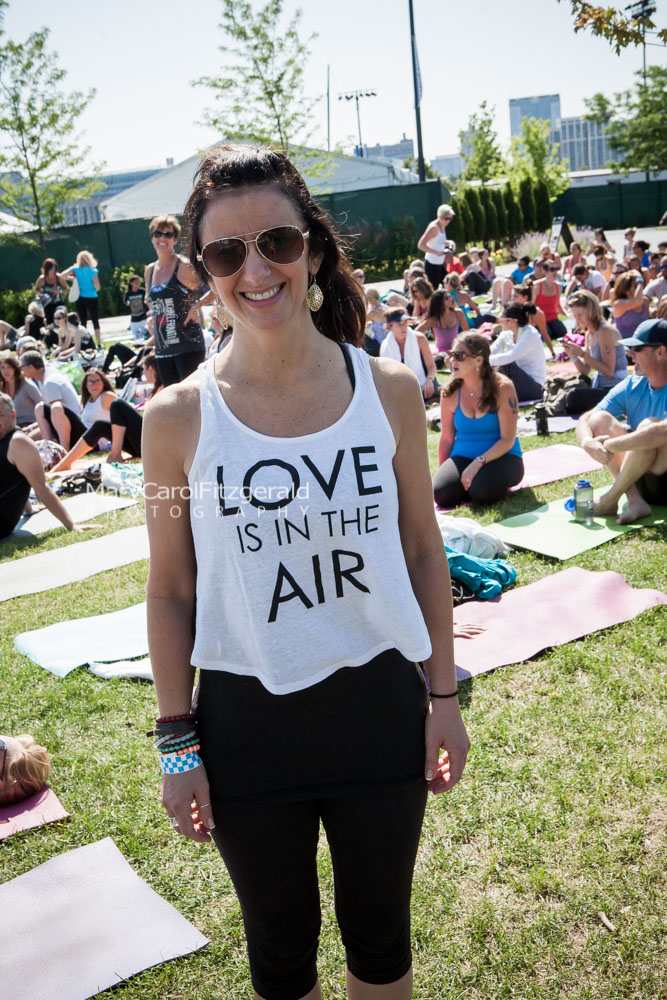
<box><xmin>143</xmin><ymin>146</ymin><xmax>470</xmax><ymax>1000</ymax></box>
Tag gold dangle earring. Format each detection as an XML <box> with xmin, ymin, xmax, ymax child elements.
<box><xmin>216</xmin><ymin>301</ymin><xmax>232</xmax><ymax>329</ymax></box>
<box><xmin>306</xmin><ymin>273</ymin><xmax>324</xmax><ymax>312</ymax></box>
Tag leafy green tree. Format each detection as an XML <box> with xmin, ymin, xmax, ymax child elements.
<box><xmin>444</xmin><ymin>200</ymin><xmax>465</xmax><ymax>248</ymax></box>
<box><xmin>504</xmin><ymin>185</ymin><xmax>524</xmax><ymax>242</ymax></box>
<box><xmin>403</xmin><ymin>157</ymin><xmax>439</xmax><ymax>179</ymax></box>
<box><xmin>558</xmin><ymin>1</ymin><xmax>666</xmax><ymax>53</ymax></box>
<box><xmin>518</xmin><ymin>177</ymin><xmax>537</xmax><ymax>232</ymax></box>
<box><xmin>492</xmin><ymin>186</ymin><xmax>508</xmax><ymax>241</ymax></box>
<box><xmin>0</xmin><ymin>27</ymin><xmax>102</xmax><ymax>256</ymax></box>
<box><xmin>459</xmin><ymin>101</ymin><xmax>504</xmax><ymax>186</ymax></box>
<box><xmin>534</xmin><ymin>179</ymin><xmax>552</xmax><ymax>231</ymax></box>
<box><xmin>463</xmin><ymin>187</ymin><xmax>486</xmax><ymax>243</ymax></box>
<box><xmin>479</xmin><ymin>186</ymin><xmax>498</xmax><ymax>243</ymax></box>
<box><xmin>585</xmin><ymin>66</ymin><xmax>667</xmax><ymax>178</ymax></box>
<box><xmin>195</xmin><ymin>0</ymin><xmax>318</xmax><ymax>153</ymax></box>
<box><xmin>457</xmin><ymin>196</ymin><xmax>474</xmax><ymax>248</ymax></box>
<box><xmin>505</xmin><ymin>116</ymin><xmax>570</xmax><ymax>201</ymax></box>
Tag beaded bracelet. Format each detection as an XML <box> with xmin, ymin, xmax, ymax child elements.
<box><xmin>156</xmin><ymin>713</ymin><xmax>195</xmax><ymax>723</ymax></box>
<box><xmin>159</xmin><ymin>750</ymin><xmax>203</xmax><ymax>774</ymax></box>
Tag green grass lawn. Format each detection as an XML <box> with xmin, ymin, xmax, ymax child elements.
<box><xmin>2</xmin><ymin>427</ymin><xmax>666</xmax><ymax>1000</ymax></box>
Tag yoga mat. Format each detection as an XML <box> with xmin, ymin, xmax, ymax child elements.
<box><xmin>516</xmin><ymin>414</ymin><xmax>579</xmax><ymax>436</ymax></box>
<box><xmin>89</xmin><ymin>657</ymin><xmax>153</xmax><ymax>681</ymax></box>
<box><xmin>0</xmin><ymin>786</ymin><xmax>69</xmax><ymax>841</ymax></box>
<box><xmin>0</xmin><ymin>524</ymin><xmax>149</xmax><ymax>602</ymax></box>
<box><xmin>545</xmin><ymin>360</ymin><xmax>578</xmax><ymax>374</ymax></box>
<box><xmin>1</xmin><ymin>837</ymin><xmax>209</xmax><ymax>1000</ymax></box>
<box><xmin>492</xmin><ymin>488</ymin><xmax>667</xmax><ymax>560</ymax></box>
<box><xmin>15</xmin><ymin>602</ymin><xmax>148</xmax><ymax>677</ymax></box>
<box><xmin>12</xmin><ymin>492</ymin><xmax>137</xmax><ymax>537</ymax></box>
<box><xmin>509</xmin><ymin>444</ymin><xmax>602</xmax><ymax>492</ymax></box>
<box><xmin>453</xmin><ymin>567</ymin><xmax>667</xmax><ymax>679</ymax></box>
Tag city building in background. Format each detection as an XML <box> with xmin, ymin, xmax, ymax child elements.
<box><xmin>430</xmin><ymin>154</ymin><xmax>464</xmax><ymax>177</ymax></box>
<box><xmin>358</xmin><ymin>133</ymin><xmax>414</xmax><ymax>161</ymax></box>
<box><xmin>509</xmin><ymin>94</ymin><xmax>562</xmax><ymax>138</ymax></box>
<box><xmin>559</xmin><ymin>116</ymin><xmax>614</xmax><ymax>170</ymax></box>
<box><xmin>63</xmin><ymin>163</ymin><xmax>171</xmax><ymax>225</ymax></box>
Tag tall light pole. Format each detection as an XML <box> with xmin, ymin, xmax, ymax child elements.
<box><xmin>408</xmin><ymin>0</ymin><xmax>426</xmax><ymax>181</ymax></box>
<box><xmin>625</xmin><ymin>0</ymin><xmax>656</xmax><ymax>88</ymax></box>
<box><xmin>338</xmin><ymin>90</ymin><xmax>376</xmax><ymax>156</ymax></box>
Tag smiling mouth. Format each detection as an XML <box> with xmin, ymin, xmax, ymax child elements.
<box><xmin>241</xmin><ymin>283</ymin><xmax>284</xmax><ymax>302</ymax></box>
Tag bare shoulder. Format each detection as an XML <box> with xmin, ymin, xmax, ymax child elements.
<box><xmin>176</xmin><ymin>255</ymin><xmax>199</xmax><ymax>288</ymax></box>
<box><xmin>142</xmin><ymin>371</ymin><xmax>202</xmax><ymax>461</ymax></box>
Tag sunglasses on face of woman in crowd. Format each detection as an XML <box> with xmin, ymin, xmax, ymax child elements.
<box><xmin>197</xmin><ymin>225</ymin><xmax>309</xmax><ymax>279</ymax></box>
<box><xmin>448</xmin><ymin>350</ymin><xmax>470</xmax><ymax>362</ymax></box>
<box><xmin>152</xmin><ymin>230</ymin><xmax>176</xmax><ymax>240</ymax></box>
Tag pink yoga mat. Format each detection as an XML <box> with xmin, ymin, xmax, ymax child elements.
<box><xmin>453</xmin><ymin>567</ymin><xmax>666</xmax><ymax>679</ymax></box>
<box><xmin>510</xmin><ymin>444</ymin><xmax>602</xmax><ymax>492</ymax></box>
<box><xmin>0</xmin><ymin>785</ymin><xmax>69</xmax><ymax>840</ymax></box>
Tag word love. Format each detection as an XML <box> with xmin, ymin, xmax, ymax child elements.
<box><xmin>217</xmin><ymin>446</ymin><xmax>382</xmax><ymax>515</ymax></box>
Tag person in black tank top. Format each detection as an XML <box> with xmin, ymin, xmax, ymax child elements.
<box><xmin>0</xmin><ymin>393</ymin><xmax>93</xmax><ymax>536</ymax></box>
<box><xmin>145</xmin><ymin>215</ymin><xmax>210</xmax><ymax>386</ymax></box>
<box><xmin>143</xmin><ymin>146</ymin><xmax>470</xmax><ymax>1000</ymax></box>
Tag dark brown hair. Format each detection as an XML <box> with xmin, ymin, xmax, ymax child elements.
<box><xmin>41</xmin><ymin>258</ymin><xmax>57</xmax><ymax>276</ymax></box>
<box><xmin>441</xmin><ymin>332</ymin><xmax>502</xmax><ymax>412</ymax></box>
<box><xmin>0</xmin><ymin>353</ymin><xmax>24</xmax><ymax>393</ymax></box>
<box><xmin>80</xmin><ymin>367</ymin><xmax>114</xmax><ymax>407</ymax></box>
<box><xmin>182</xmin><ymin>144</ymin><xmax>365</xmax><ymax>345</ymax></box>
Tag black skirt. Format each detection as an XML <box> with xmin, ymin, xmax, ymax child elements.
<box><xmin>196</xmin><ymin>649</ymin><xmax>429</xmax><ymax>804</ymax></box>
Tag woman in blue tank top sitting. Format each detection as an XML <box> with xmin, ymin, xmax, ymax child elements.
<box><xmin>142</xmin><ymin>144</ymin><xmax>470</xmax><ymax>1000</ymax></box>
<box><xmin>562</xmin><ymin>288</ymin><xmax>628</xmax><ymax>414</ymax></box>
<box><xmin>433</xmin><ymin>331</ymin><xmax>523</xmax><ymax>508</ymax></box>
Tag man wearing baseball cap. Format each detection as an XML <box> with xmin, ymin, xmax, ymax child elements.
<box><xmin>576</xmin><ymin>318</ymin><xmax>667</xmax><ymax>523</ymax></box>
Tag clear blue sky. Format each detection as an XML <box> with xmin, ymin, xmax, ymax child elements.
<box><xmin>4</xmin><ymin>0</ymin><xmax>667</xmax><ymax>173</ymax></box>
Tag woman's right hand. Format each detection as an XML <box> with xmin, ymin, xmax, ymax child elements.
<box><xmin>161</xmin><ymin>766</ymin><xmax>215</xmax><ymax>843</ymax></box>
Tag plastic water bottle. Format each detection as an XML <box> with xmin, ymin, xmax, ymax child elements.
<box><xmin>574</xmin><ymin>479</ymin><xmax>594</xmax><ymax>525</ymax></box>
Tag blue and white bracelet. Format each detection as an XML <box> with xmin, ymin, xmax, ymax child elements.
<box><xmin>159</xmin><ymin>750</ymin><xmax>203</xmax><ymax>775</ymax></box>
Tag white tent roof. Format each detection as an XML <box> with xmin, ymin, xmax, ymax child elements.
<box><xmin>99</xmin><ymin>148</ymin><xmax>419</xmax><ymax>221</ymax></box>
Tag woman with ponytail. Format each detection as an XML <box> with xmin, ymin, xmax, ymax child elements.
<box><xmin>143</xmin><ymin>144</ymin><xmax>469</xmax><ymax>1000</ymax></box>
<box><xmin>489</xmin><ymin>301</ymin><xmax>547</xmax><ymax>401</ymax></box>
<box><xmin>433</xmin><ymin>332</ymin><xmax>523</xmax><ymax>508</ymax></box>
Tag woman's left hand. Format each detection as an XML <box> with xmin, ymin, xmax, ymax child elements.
<box><xmin>424</xmin><ymin>699</ymin><xmax>471</xmax><ymax>795</ymax></box>
<box><xmin>423</xmin><ymin>377</ymin><xmax>435</xmax><ymax>400</ymax></box>
<box><xmin>460</xmin><ymin>460</ymin><xmax>480</xmax><ymax>491</ymax></box>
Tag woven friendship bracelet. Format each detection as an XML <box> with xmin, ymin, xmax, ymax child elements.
<box><xmin>156</xmin><ymin>713</ymin><xmax>195</xmax><ymax>724</ymax></box>
<box><xmin>159</xmin><ymin>751</ymin><xmax>203</xmax><ymax>775</ymax></box>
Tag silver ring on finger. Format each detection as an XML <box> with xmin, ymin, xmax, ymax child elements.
<box><xmin>198</xmin><ymin>802</ymin><xmax>211</xmax><ymax>809</ymax></box>
<box><xmin>168</xmin><ymin>816</ymin><xmax>180</xmax><ymax>829</ymax></box>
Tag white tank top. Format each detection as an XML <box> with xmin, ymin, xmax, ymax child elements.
<box><xmin>81</xmin><ymin>393</ymin><xmax>109</xmax><ymax>429</ymax></box>
<box><xmin>188</xmin><ymin>346</ymin><xmax>432</xmax><ymax>694</ymax></box>
<box><xmin>424</xmin><ymin>226</ymin><xmax>448</xmax><ymax>264</ymax></box>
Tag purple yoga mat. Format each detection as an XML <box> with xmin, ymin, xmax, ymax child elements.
<box><xmin>435</xmin><ymin>444</ymin><xmax>602</xmax><ymax>512</ymax></box>
<box><xmin>509</xmin><ymin>444</ymin><xmax>602</xmax><ymax>492</ymax></box>
<box><xmin>0</xmin><ymin>786</ymin><xmax>69</xmax><ymax>840</ymax></box>
<box><xmin>453</xmin><ymin>567</ymin><xmax>666</xmax><ymax>679</ymax></box>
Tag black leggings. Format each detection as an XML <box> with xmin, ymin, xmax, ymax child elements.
<box><xmin>103</xmin><ymin>342</ymin><xmax>137</xmax><ymax>371</ymax></box>
<box><xmin>466</xmin><ymin>271</ymin><xmax>492</xmax><ymax>296</ymax></box>
<box><xmin>433</xmin><ymin>452</ymin><xmax>524</xmax><ymax>508</ymax></box>
<box><xmin>424</xmin><ymin>260</ymin><xmax>446</xmax><ymax>289</ymax></box>
<box><xmin>77</xmin><ymin>296</ymin><xmax>100</xmax><ymax>332</ymax></box>
<box><xmin>82</xmin><ymin>400</ymin><xmax>143</xmax><ymax>456</ymax></box>
<box><xmin>156</xmin><ymin>350</ymin><xmax>206</xmax><ymax>387</ymax></box>
<box><xmin>41</xmin><ymin>403</ymin><xmax>86</xmax><ymax>444</ymax></box>
<box><xmin>197</xmin><ymin>651</ymin><xmax>429</xmax><ymax>999</ymax></box>
<box><xmin>546</xmin><ymin>318</ymin><xmax>567</xmax><ymax>340</ymax></box>
<box><xmin>496</xmin><ymin>361</ymin><xmax>544</xmax><ymax>403</ymax></box>
<box><xmin>564</xmin><ymin>385</ymin><xmax>609</xmax><ymax>414</ymax></box>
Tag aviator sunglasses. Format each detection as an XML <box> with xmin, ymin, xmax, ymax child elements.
<box><xmin>198</xmin><ymin>225</ymin><xmax>309</xmax><ymax>279</ymax></box>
